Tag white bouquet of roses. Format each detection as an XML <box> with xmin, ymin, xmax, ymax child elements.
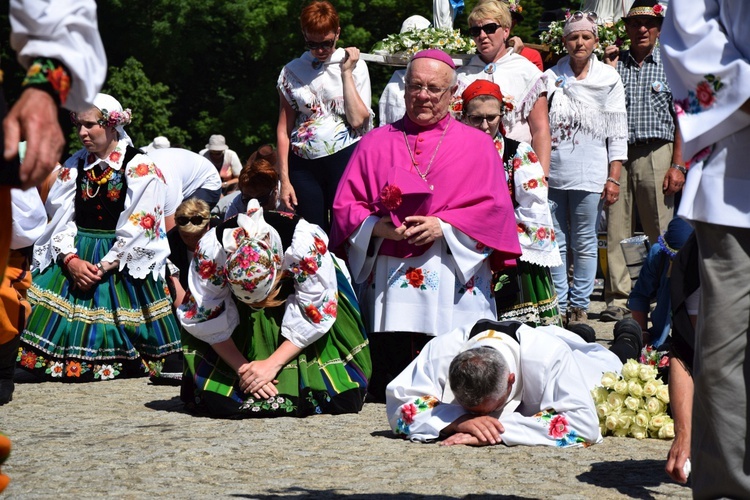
<box><xmin>591</xmin><ymin>358</ymin><xmax>673</xmax><ymax>439</ymax></box>
<box><xmin>371</xmin><ymin>27</ymin><xmax>476</xmax><ymax>64</ymax></box>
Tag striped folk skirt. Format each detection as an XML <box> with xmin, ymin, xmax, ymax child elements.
<box><xmin>181</xmin><ymin>262</ymin><xmax>371</xmax><ymax>418</ymax></box>
<box><xmin>494</xmin><ymin>259</ymin><xmax>563</xmax><ymax>327</ymax></box>
<box><xmin>18</xmin><ymin>228</ymin><xmax>181</xmax><ymax>381</ymax></box>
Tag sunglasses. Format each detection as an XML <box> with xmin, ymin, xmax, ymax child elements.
<box><xmin>176</xmin><ymin>216</ymin><xmax>206</xmax><ymax>226</ymax></box>
<box><xmin>469</xmin><ymin>23</ymin><xmax>501</xmax><ymax>37</ymax></box>
<box><xmin>466</xmin><ymin>114</ymin><xmax>502</xmax><ymax>127</ymax></box>
<box><xmin>305</xmin><ymin>39</ymin><xmax>336</xmax><ymax>51</ymax></box>
<box><xmin>567</xmin><ymin>11</ymin><xmax>599</xmax><ymax>23</ymax></box>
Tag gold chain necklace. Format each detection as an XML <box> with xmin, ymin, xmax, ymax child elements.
<box><xmin>402</xmin><ymin>119</ymin><xmax>450</xmax><ymax>191</ymax></box>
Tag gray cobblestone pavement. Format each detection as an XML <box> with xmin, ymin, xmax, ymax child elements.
<box><xmin>1</xmin><ymin>293</ymin><xmax>692</xmax><ymax>499</ymax></box>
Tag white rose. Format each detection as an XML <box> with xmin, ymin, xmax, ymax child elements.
<box><xmin>628</xmin><ymin>379</ymin><xmax>644</xmax><ymax>398</ymax></box>
<box><xmin>630</xmin><ymin>424</ymin><xmax>648</xmax><ymax>439</ymax></box>
<box><xmin>621</xmin><ymin>359</ymin><xmax>640</xmax><ymax>380</ymax></box>
<box><xmin>642</xmin><ymin>380</ymin><xmax>659</xmax><ymax>397</ymax></box>
<box><xmin>649</xmin><ymin>413</ymin><xmax>667</xmax><ymax>431</ymax></box>
<box><xmin>635</xmin><ymin>410</ymin><xmax>650</xmax><ymax>428</ymax></box>
<box><xmin>656</xmin><ymin>384</ymin><xmax>670</xmax><ymax>404</ymax></box>
<box><xmin>600</xmin><ymin>371</ymin><xmax>619</xmax><ymax>389</ymax></box>
<box><xmin>613</xmin><ymin>427</ymin><xmax>629</xmax><ymax>437</ymax></box>
<box><xmin>596</xmin><ymin>403</ymin><xmax>610</xmax><ymax>419</ymax></box>
<box><xmin>607</xmin><ymin>392</ymin><xmax>625</xmax><ymax>411</ymax></box>
<box><xmin>646</xmin><ymin>397</ymin><xmax>665</xmax><ymax>415</ymax></box>
<box><xmin>591</xmin><ymin>386</ymin><xmax>610</xmax><ymax>404</ymax></box>
<box><xmin>605</xmin><ymin>414</ymin><xmax>618</xmax><ymax>431</ymax></box>
<box><xmin>617</xmin><ymin>409</ymin><xmax>635</xmax><ymax>430</ymax></box>
<box><xmin>658</xmin><ymin>420</ymin><xmax>675</xmax><ymax>439</ymax></box>
<box><xmin>614</xmin><ymin>379</ymin><xmax>629</xmax><ymax>395</ymax></box>
<box><xmin>639</xmin><ymin>364</ymin><xmax>658</xmax><ymax>382</ymax></box>
<box><xmin>624</xmin><ymin>396</ymin><xmax>641</xmax><ymax>412</ymax></box>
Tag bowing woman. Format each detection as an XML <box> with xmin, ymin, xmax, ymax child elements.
<box><xmin>18</xmin><ymin>93</ymin><xmax>180</xmax><ymax>382</ymax></box>
<box><xmin>177</xmin><ymin>160</ymin><xmax>370</xmax><ymax>418</ymax></box>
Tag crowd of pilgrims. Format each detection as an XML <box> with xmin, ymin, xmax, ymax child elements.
<box><xmin>7</xmin><ymin>0</ymin><xmax>658</xmax><ymax>423</ymax></box>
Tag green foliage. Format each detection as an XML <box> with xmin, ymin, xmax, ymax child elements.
<box><xmin>102</xmin><ymin>57</ymin><xmax>189</xmax><ymax>149</ymax></box>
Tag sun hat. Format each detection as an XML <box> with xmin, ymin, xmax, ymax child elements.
<box><xmin>206</xmin><ymin>134</ymin><xmax>229</xmax><ymax>152</ymax></box>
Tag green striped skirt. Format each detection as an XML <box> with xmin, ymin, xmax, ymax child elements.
<box><xmin>181</xmin><ymin>263</ymin><xmax>371</xmax><ymax>418</ymax></box>
<box><xmin>18</xmin><ymin>228</ymin><xmax>181</xmax><ymax>381</ymax></box>
<box><xmin>494</xmin><ymin>259</ymin><xmax>563</xmax><ymax>327</ymax></box>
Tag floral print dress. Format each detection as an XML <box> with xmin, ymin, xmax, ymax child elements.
<box><xmin>178</xmin><ymin>211</ymin><xmax>371</xmax><ymax>418</ymax></box>
<box><xmin>18</xmin><ymin>140</ymin><xmax>180</xmax><ymax>381</ymax></box>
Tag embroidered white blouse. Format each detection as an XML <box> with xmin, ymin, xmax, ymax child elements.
<box><xmin>177</xmin><ymin>218</ymin><xmax>338</xmax><ymax>348</ymax></box>
<box><xmin>456</xmin><ymin>52</ymin><xmax>547</xmax><ymax>143</ymax></box>
<box><xmin>32</xmin><ymin>140</ymin><xmax>171</xmax><ymax>280</ymax></box>
<box><xmin>277</xmin><ymin>48</ymin><xmax>374</xmax><ymax>160</ymax></box>
<box><xmin>11</xmin><ymin>0</ymin><xmax>106</xmax><ymax>112</ymax></box>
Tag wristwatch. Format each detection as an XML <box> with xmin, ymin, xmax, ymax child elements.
<box><xmin>671</xmin><ymin>163</ymin><xmax>687</xmax><ymax>175</ymax></box>
<box><xmin>96</xmin><ymin>262</ymin><xmax>105</xmax><ymax>273</ymax></box>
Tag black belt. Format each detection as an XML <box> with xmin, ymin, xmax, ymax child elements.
<box><xmin>631</xmin><ymin>138</ymin><xmax>669</xmax><ymax>146</ymax></box>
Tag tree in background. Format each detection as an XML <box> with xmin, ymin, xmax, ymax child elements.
<box><xmin>0</xmin><ymin>1</ymin><xmax>569</xmax><ymax>162</ymax></box>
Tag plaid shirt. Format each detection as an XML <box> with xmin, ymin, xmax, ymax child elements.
<box><xmin>616</xmin><ymin>46</ymin><xmax>676</xmax><ymax>144</ymax></box>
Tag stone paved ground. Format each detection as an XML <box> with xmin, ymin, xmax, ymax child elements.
<box><xmin>1</xmin><ymin>289</ymin><xmax>693</xmax><ymax>499</ymax></box>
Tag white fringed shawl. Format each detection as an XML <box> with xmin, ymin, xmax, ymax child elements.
<box><xmin>546</xmin><ymin>54</ymin><xmax>628</xmax><ymax>142</ymax></box>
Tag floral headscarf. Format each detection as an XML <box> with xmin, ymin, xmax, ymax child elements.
<box><xmin>93</xmin><ymin>93</ymin><xmax>134</xmax><ymax>146</ymax></box>
<box><xmin>222</xmin><ymin>200</ymin><xmax>284</xmax><ymax>305</ymax></box>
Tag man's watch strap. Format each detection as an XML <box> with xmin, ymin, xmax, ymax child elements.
<box><xmin>671</xmin><ymin>163</ymin><xmax>687</xmax><ymax>175</ymax></box>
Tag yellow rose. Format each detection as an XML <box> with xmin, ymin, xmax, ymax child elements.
<box><xmin>658</xmin><ymin>420</ymin><xmax>675</xmax><ymax>439</ymax></box>
<box><xmin>614</xmin><ymin>379</ymin><xmax>629</xmax><ymax>395</ymax></box>
<box><xmin>607</xmin><ymin>392</ymin><xmax>625</xmax><ymax>410</ymax></box>
<box><xmin>639</xmin><ymin>364</ymin><xmax>658</xmax><ymax>382</ymax></box>
<box><xmin>600</xmin><ymin>371</ymin><xmax>619</xmax><ymax>389</ymax></box>
<box><xmin>642</xmin><ymin>380</ymin><xmax>659</xmax><ymax>397</ymax></box>
<box><xmin>630</xmin><ymin>424</ymin><xmax>648</xmax><ymax>439</ymax></box>
<box><xmin>628</xmin><ymin>379</ymin><xmax>644</xmax><ymax>398</ymax></box>
<box><xmin>605</xmin><ymin>414</ymin><xmax>618</xmax><ymax>431</ymax></box>
<box><xmin>646</xmin><ymin>397</ymin><xmax>665</xmax><ymax>415</ymax></box>
<box><xmin>621</xmin><ymin>359</ymin><xmax>640</xmax><ymax>380</ymax></box>
<box><xmin>656</xmin><ymin>384</ymin><xmax>670</xmax><ymax>404</ymax></box>
<box><xmin>635</xmin><ymin>410</ymin><xmax>650</xmax><ymax>428</ymax></box>
<box><xmin>624</xmin><ymin>396</ymin><xmax>641</xmax><ymax>412</ymax></box>
<box><xmin>649</xmin><ymin>414</ymin><xmax>667</xmax><ymax>431</ymax></box>
<box><xmin>596</xmin><ymin>402</ymin><xmax>610</xmax><ymax>419</ymax></box>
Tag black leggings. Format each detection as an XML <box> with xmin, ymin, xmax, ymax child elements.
<box><xmin>288</xmin><ymin>142</ymin><xmax>357</xmax><ymax>232</ymax></box>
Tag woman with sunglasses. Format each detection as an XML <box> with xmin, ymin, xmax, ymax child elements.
<box><xmin>177</xmin><ymin>158</ymin><xmax>370</xmax><ymax>418</ymax></box>
<box><xmin>17</xmin><ymin>93</ymin><xmax>181</xmax><ymax>382</ymax></box>
<box><xmin>456</xmin><ymin>0</ymin><xmax>551</xmax><ymax>176</ymax></box>
<box><xmin>167</xmin><ymin>198</ymin><xmax>214</xmax><ymax>308</ymax></box>
<box><xmin>543</xmin><ymin>12</ymin><xmax>627</xmax><ymax>325</ymax></box>
<box><xmin>461</xmin><ymin>80</ymin><xmax>562</xmax><ymax>327</ymax></box>
<box><xmin>276</xmin><ymin>0</ymin><xmax>373</xmax><ymax>232</ymax></box>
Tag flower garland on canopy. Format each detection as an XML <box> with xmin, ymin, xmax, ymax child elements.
<box><xmin>371</xmin><ymin>27</ymin><xmax>476</xmax><ymax>59</ymax></box>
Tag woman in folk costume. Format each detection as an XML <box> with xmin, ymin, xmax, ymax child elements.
<box><xmin>178</xmin><ymin>158</ymin><xmax>370</xmax><ymax>418</ymax></box>
<box><xmin>18</xmin><ymin>93</ymin><xmax>181</xmax><ymax>382</ymax></box>
<box><xmin>544</xmin><ymin>12</ymin><xmax>627</xmax><ymax>325</ymax></box>
<box><xmin>276</xmin><ymin>0</ymin><xmax>373</xmax><ymax>231</ymax></box>
<box><xmin>461</xmin><ymin>80</ymin><xmax>562</xmax><ymax>326</ymax></box>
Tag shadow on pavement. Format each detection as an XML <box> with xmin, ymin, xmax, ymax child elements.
<box><xmin>144</xmin><ymin>396</ymin><xmax>190</xmax><ymax>414</ymax></box>
<box><xmin>578</xmin><ymin>459</ymin><xmax>691</xmax><ymax>499</ymax></box>
<box><xmin>230</xmin><ymin>489</ymin><xmax>534</xmax><ymax>499</ymax></box>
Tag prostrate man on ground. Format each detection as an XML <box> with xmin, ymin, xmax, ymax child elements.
<box><xmin>386</xmin><ymin>320</ymin><xmax>627</xmax><ymax>446</ymax></box>
<box><xmin>332</xmin><ymin>49</ymin><xmax>521</xmax><ymax>402</ymax></box>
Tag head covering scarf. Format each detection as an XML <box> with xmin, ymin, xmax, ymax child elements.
<box><xmin>222</xmin><ymin>199</ymin><xmax>284</xmax><ymax>305</ymax></box>
<box><xmin>563</xmin><ymin>13</ymin><xmax>598</xmax><ymax>38</ymax></box>
<box><xmin>93</xmin><ymin>93</ymin><xmax>133</xmax><ymax>146</ymax></box>
<box><xmin>461</xmin><ymin>79</ymin><xmax>504</xmax><ymax>107</ymax></box>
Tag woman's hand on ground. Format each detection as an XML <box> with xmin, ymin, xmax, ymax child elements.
<box><xmin>238</xmin><ymin>359</ymin><xmax>281</xmax><ymax>398</ymax></box>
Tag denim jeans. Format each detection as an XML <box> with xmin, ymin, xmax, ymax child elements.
<box><xmin>548</xmin><ymin>189</ymin><xmax>602</xmax><ymax>313</ymax></box>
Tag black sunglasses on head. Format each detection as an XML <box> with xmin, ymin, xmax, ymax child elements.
<box><xmin>176</xmin><ymin>216</ymin><xmax>206</xmax><ymax>226</ymax></box>
<box><xmin>305</xmin><ymin>39</ymin><xmax>336</xmax><ymax>51</ymax></box>
<box><xmin>469</xmin><ymin>23</ymin><xmax>501</xmax><ymax>37</ymax></box>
